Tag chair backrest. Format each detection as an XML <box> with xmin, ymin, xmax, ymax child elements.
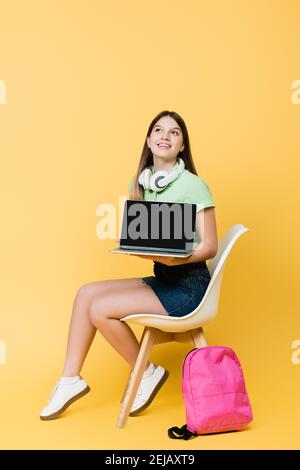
<box><xmin>174</xmin><ymin>223</ymin><xmax>249</xmax><ymax>329</ymax></box>
<box><xmin>207</xmin><ymin>224</ymin><xmax>248</xmax><ymax>278</ymax></box>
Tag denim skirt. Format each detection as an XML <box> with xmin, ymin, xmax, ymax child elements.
<box><xmin>141</xmin><ymin>260</ymin><xmax>211</xmax><ymax>318</ymax></box>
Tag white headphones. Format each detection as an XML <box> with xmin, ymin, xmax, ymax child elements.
<box><xmin>138</xmin><ymin>157</ymin><xmax>185</xmax><ymax>192</ymax></box>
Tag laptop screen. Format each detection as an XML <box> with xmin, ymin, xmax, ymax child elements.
<box><xmin>120</xmin><ymin>200</ymin><xmax>196</xmax><ymax>251</ymax></box>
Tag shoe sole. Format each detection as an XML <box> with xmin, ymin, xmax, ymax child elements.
<box><xmin>40</xmin><ymin>385</ymin><xmax>91</xmax><ymax>421</ymax></box>
<box><xmin>129</xmin><ymin>369</ymin><xmax>169</xmax><ymax>417</ymax></box>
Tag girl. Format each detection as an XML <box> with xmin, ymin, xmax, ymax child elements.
<box><xmin>40</xmin><ymin>110</ymin><xmax>218</xmax><ymax>420</ymax></box>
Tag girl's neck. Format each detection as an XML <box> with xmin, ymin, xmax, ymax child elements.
<box><xmin>153</xmin><ymin>157</ymin><xmax>177</xmax><ymax>173</ymax></box>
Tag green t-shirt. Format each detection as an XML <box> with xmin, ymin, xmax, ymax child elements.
<box><xmin>127</xmin><ymin>169</ymin><xmax>215</xmax><ymax>249</ymax></box>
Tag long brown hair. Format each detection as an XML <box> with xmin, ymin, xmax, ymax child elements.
<box><xmin>129</xmin><ymin>110</ymin><xmax>198</xmax><ymax>200</ymax></box>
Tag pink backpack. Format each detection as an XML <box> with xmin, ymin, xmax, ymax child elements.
<box><xmin>168</xmin><ymin>346</ymin><xmax>253</xmax><ymax>440</ymax></box>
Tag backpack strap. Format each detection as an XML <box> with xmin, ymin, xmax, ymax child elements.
<box><xmin>168</xmin><ymin>424</ymin><xmax>197</xmax><ymax>440</ymax></box>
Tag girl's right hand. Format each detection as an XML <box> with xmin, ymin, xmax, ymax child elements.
<box><xmin>128</xmin><ymin>253</ymin><xmax>159</xmax><ymax>261</ymax></box>
<box><xmin>112</xmin><ymin>239</ymin><xmax>157</xmax><ymax>261</ymax></box>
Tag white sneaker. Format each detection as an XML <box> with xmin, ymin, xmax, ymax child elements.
<box><xmin>129</xmin><ymin>365</ymin><xmax>169</xmax><ymax>416</ymax></box>
<box><xmin>39</xmin><ymin>377</ymin><xmax>90</xmax><ymax>420</ymax></box>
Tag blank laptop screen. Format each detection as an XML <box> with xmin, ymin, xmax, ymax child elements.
<box><xmin>120</xmin><ymin>200</ymin><xmax>196</xmax><ymax>250</ymax></box>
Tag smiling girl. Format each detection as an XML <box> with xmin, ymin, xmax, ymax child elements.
<box><xmin>39</xmin><ymin>110</ymin><xmax>218</xmax><ymax>421</ymax></box>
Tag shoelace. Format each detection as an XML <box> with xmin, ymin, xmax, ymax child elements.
<box><xmin>46</xmin><ymin>380</ymin><xmax>60</xmax><ymax>403</ymax></box>
<box><xmin>135</xmin><ymin>371</ymin><xmax>156</xmax><ymax>397</ymax></box>
<box><xmin>129</xmin><ymin>376</ymin><xmax>145</xmax><ymax>397</ymax></box>
<box><xmin>131</xmin><ymin>366</ymin><xmax>157</xmax><ymax>398</ymax></box>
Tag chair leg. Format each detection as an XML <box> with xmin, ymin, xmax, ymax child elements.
<box><xmin>116</xmin><ymin>327</ymin><xmax>157</xmax><ymax>428</ymax></box>
<box><xmin>119</xmin><ymin>329</ymin><xmax>173</xmax><ymax>405</ymax></box>
<box><xmin>191</xmin><ymin>327</ymin><xmax>208</xmax><ymax>348</ymax></box>
<box><xmin>119</xmin><ymin>328</ymin><xmax>153</xmax><ymax>406</ymax></box>
<box><xmin>120</xmin><ymin>369</ymin><xmax>132</xmax><ymax>405</ymax></box>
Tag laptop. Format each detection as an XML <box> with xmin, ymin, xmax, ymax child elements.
<box><xmin>110</xmin><ymin>200</ymin><xmax>196</xmax><ymax>258</ymax></box>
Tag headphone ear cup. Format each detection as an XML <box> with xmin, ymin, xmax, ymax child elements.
<box><xmin>149</xmin><ymin>170</ymin><xmax>169</xmax><ymax>192</ymax></box>
<box><xmin>138</xmin><ymin>168</ymin><xmax>152</xmax><ymax>189</ymax></box>
<box><xmin>177</xmin><ymin>157</ymin><xmax>185</xmax><ymax>172</ymax></box>
<box><xmin>150</xmin><ymin>158</ymin><xmax>185</xmax><ymax>191</ymax></box>
<box><xmin>139</xmin><ymin>157</ymin><xmax>185</xmax><ymax>192</ymax></box>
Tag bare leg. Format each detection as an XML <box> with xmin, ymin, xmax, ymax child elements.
<box><xmin>61</xmin><ymin>287</ymin><xmax>97</xmax><ymax>377</ymax></box>
<box><xmin>93</xmin><ymin>318</ymin><xmax>140</xmax><ymax>368</ymax></box>
<box><xmin>61</xmin><ymin>278</ymin><xmax>167</xmax><ymax>375</ymax></box>
<box><xmin>88</xmin><ymin>283</ymin><xmax>168</xmax><ymax>368</ymax></box>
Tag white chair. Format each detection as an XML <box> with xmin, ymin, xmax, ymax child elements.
<box><xmin>116</xmin><ymin>223</ymin><xmax>249</xmax><ymax>428</ymax></box>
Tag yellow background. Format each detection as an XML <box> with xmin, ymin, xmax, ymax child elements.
<box><xmin>0</xmin><ymin>0</ymin><xmax>299</xmax><ymax>450</ymax></box>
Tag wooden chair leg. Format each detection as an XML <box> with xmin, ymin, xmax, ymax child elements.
<box><xmin>116</xmin><ymin>327</ymin><xmax>157</xmax><ymax>428</ymax></box>
<box><xmin>191</xmin><ymin>327</ymin><xmax>208</xmax><ymax>348</ymax></box>
<box><xmin>120</xmin><ymin>369</ymin><xmax>132</xmax><ymax>405</ymax></box>
<box><xmin>119</xmin><ymin>329</ymin><xmax>173</xmax><ymax>405</ymax></box>
<box><xmin>119</xmin><ymin>327</ymin><xmax>152</xmax><ymax>406</ymax></box>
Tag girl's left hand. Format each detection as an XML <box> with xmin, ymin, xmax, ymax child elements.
<box><xmin>129</xmin><ymin>254</ymin><xmax>188</xmax><ymax>266</ymax></box>
<box><xmin>157</xmin><ymin>256</ymin><xmax>185</xmax><ymax>266</ymax></box>
<box><xmin>156</xmin><ymin>256</ymin><xmax>186</xmax><ymax>266</ymax></box>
